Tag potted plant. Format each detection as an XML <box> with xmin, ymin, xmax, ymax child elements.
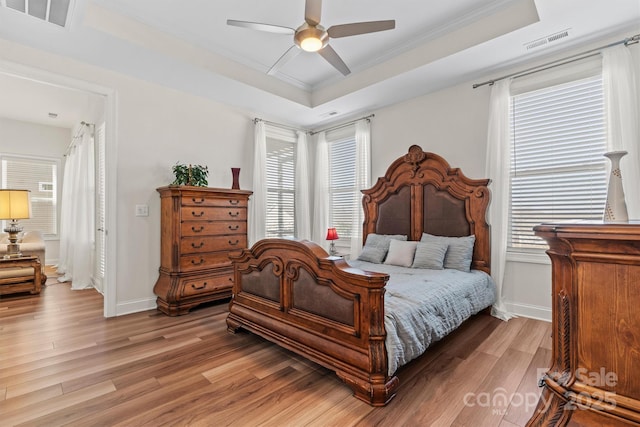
<box><xmin>171</xmin><ymin>163</ymin><xmax>209</xmax><ymax>187</ymax></box>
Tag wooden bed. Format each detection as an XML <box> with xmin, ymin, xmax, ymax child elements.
<box><xmin>227</xmin><ymin>145</ymin><xmax>492</xmax><ymax>406</ymax></box>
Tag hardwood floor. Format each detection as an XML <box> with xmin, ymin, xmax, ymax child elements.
<box><xmin>0</xmin><ymin>275</ymin><xmax>552</xmax><ymax>426</ymax></box>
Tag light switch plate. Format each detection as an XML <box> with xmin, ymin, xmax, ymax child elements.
<box><xmin>135</xmin><ymin>204</ymin><xmax>149</xmax><ymax>217</ymax></box>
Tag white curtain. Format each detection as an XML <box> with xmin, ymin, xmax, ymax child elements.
<box><xmin>603</xmin><ymin>45</ymin><xmax>640</xmax><ymax>219</ymax></box>
<box><xmin>57</xmin><ymin>125</ymin><xmax>95</xmax><ymax>289</ymax></box>
<box><xmin>312</xmin><ymin>132</ymin><xmax>329</xmax><ymax>250</ymax></box>
<box><xmin>295</xmin><ymin>131</ymin><xmax>311</xmax><ymax>240</ymax></box>
<box><xmin>351</xmin><ymin>119</ymin><xmax>371</xmax><ymax>256</ymax></box>
<box><xmin>484</xmin><ymin>80</ymin><xmax>515</xmax><ymax>321</ymax></box>
<box><xmin>249</xmin><ymin>120</ymin><xmax>267</xmax><ymax>246</ymax></box>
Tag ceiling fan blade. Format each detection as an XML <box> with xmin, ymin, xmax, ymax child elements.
<box><xmin>227</xmin><ymin>19</ymin><xmax>294</xmax><ymax>35</ymax></box>
<box><xmin>267</xmin><ymin>45</ymin><xmax>301</xmax><ymax>75</ymax></box>
<box><xmin>327</xmin><ymin>20</ymin><xmax>396</xmax><ymax>38</ymax></box>
<box><xmin>318</xmin><ymin>45</ymin><xmax>350</xmax><ymax>76</ymax></box>
<box><xmin>304</xmin><ymin>0</ymin><xmax>322</xmax><ymax>26</ymax></box>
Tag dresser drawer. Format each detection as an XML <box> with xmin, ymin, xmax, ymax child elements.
<box><xmin>182</xmin><ymin>196</ymin><xmax>248</xmax><ymax>208</ymax></box>
<box><xmin>181</xmin><ymin>206</ymin><xmax>247</xmax><ymax>221</ymax></box>
<box><xmin>181</xmin><ymin>235</ymin><xmax>247</xmax><ymax>254</ymax></box>
<box><xmin>181</xmin><ymin>221</ymin><xmax>246</xmax><ymax>236</ymax></box>
<box><xmin>180</xmin><ymin>252</ymin><xmax>235</xmax><ymax>271</ymax></box>
<box><xmin>180</xmin><ymin>274</ymin><xmax>233</xmax><ymax>298</ymax></box>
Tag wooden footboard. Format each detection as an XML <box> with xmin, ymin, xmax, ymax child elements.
<box><xmin>227</xmin><ymin>238</ymin><xmax>398</xmax><ymax>406</ymax></box>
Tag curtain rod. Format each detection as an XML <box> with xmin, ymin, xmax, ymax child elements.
<box><xmin>253</xmin><ymin>118</ymin><xmax>306</xmax><ymax>133</ymax></box>
<box><xmin>309</xmin><ymin>114</ymin><xmax>375</xmax><ymax>135</ymax></box>
<box><xmin>473</xmin><ymin>33</ymin><xmax>640</xmax><ymax>89</ymax></box>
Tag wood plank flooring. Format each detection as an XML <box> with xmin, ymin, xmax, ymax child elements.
<box><xmin>0</xmin><ymin>274</ymin><xmax>552</xmax><ymax>426</ymax></box>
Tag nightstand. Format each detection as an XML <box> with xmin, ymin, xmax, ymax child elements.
<box><xmin>0</xmin><ymin>256</ymin><xmax>42</xmax><ymax>296</ymax></box>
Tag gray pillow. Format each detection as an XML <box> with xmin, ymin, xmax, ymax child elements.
<box><xmin>357</xmin><ymin>233</ymin><xmax>408</xmax><ymax>264</ymax></box>
<box><xmin>420</xmin><ymin>233</ymin><xmax>475</xmax><ymax>272</ymax></box>
<box><xmin>411</xmin><ymin>240</ymin><xmax>448</xmax><ymax>269</ymax></box>
<box><xmin>384</xmin><ymin>240</ymin><xmax>418</xmax><ymax>267</ymax></box>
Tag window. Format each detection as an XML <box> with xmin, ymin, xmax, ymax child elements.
<box><xmin>265</xmin><ymin>129</ymin><xmax>296</xmax><ymax>238</ymax></box>
<box><xmin>327</xmin><ymin>126</ymin><xmax>359</xmax><ymax>250</ymax></box>
<box><xmin>509</xmin><ymin>75</ymin><xmax>608</xmax><ymax>251</ymax></box>
<box><xmin>0</xmin><ymin>154</ymin><xmax>59</xmax><ymax>236</ymax></box>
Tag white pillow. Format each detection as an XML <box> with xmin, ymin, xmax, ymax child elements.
<box><xmin>21</xmin><ymin>231</ymin><xmax>43</xmax><ymax>243</ymax></box>
<box><xmin>384</xmin><ymin>240</ymin><xmax>418</xmax><ymax>268</ymax></box>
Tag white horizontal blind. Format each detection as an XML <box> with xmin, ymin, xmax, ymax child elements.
<box><xmin>265</xmin><ymin>138</ymin><xmax>296</xmax><ymax>238</ymax></box>
<box><xmin>1</xmin><ymin>155</ymin><xmax>58</xmax><ymax>236</ymax></box>
<box><xmin>509</xmin><ymin>75</ymin><xmax>607</xmax><ymax>250</ymax></box>
<box><xmin>328</xmin><ymin>127</ymin><xmax>357</xmax><ymax>247</ymax></box>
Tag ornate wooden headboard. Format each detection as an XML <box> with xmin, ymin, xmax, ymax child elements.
<box><xmin>361</xmin><ymin>145</ymin><xmax>491</xmax><ymax>273</ymax></box>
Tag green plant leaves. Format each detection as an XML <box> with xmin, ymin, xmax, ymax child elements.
<box><xmin>171</xmin><ymin>163</ymin><xmax>209</xmax><ymax>187</ymax></box>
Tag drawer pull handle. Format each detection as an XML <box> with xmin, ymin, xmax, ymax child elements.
<box><xmin>229</xmin><ymin>199</ymin><xmax>239</xmax><ymax>205</ymax></box>
<box><xmin>192</xmin><ymin>211</ymin><xmax>205</xmax><ymax>217</ymax></box>
<box><xmin>191</xmin><ymin>258</ymin><xmax>205</xmax><ymax>266</ymax></box>
<box><xmin>228</xmin><ymin>239</ymin><xmax>239</xmax><ymax>246</ymax></box>
<box><xmin>191</xmin><ymin>242</ymin><xmax>204</xmax><ymax>249</ymax></box>
<box><xmin>191</xmin><ymin>226</ymin><xmax>204</xmax><ymax>233</ymax></box>
<box><xmin>228</xmin><ymin>277</ymin><xmax>233</xmax><ymax>282</ymax></box>
<box><xmin>228</xmin><ymin>225</ymin><xmax>239</xmax><ymax>231</ymax></box>
<box><xmin>228</xmin><ymin>211</ymin><xmax>239</xmax><ymax>217</ymax></box>
<box><xmin>192</xmin><ymin>198</ymin><xmax>205</xmax><ymax>204</ymax></box>
<box><xmin>191</xmin><ymin>282</ymin><xmax>207</xmax><ymax>290</ymax></box>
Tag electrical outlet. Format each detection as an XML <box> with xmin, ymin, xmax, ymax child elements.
<box><xmin>135</xmin><ymin>204</ymin><xmax>149</xmax><ymax>217</ymax></box>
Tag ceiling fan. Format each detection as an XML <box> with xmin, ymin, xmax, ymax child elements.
<box><xmin>227</xmin><ymin>0</ymin><xmax>395</xmax><ymax>76</ymax></box>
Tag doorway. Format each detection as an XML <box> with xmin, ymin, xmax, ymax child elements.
<box><xmin>0</xmin><ymin>62</ymin><xmax>116</xmax><ymax>316</ymax></box>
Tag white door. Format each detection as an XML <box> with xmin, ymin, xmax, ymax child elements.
<box><xmin>92</xmin><ymin>122</ymin><xmax>106</xmax><ymax>293</ymax></box>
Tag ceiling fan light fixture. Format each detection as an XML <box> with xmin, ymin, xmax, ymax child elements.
<box><xmin>295</xmin><ymin>23</ymin><xmax>328</xmax><ymax>52</ymax></box>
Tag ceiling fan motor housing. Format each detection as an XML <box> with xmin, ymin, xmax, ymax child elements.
<box><xmin>295</xmin><ymin>23</ymin><xmax>328</xmax><ymax>51</ymax></box>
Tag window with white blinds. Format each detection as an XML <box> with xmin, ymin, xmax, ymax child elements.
<box><xmin>328</xmin><ymin>127</ymin><xmax>357</xmax><ymax>248</ymax></box>
<box><xmin>0</xmin><ymin>155</ymin><xmax>59</xmax><ymax>236</ymax></box>
<box><xmin>266</xmin><ymin>138</ymin><xmax>296</xmax><ymax>238</ymax></box>
<box><xmin>509</xmin><ymin>75</ymin><xmax>607</xmax><ymax>250</ymax></box>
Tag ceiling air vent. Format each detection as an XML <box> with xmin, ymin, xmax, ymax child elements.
<box><xmin>4</xmin><ymin>0</ymin><xmax>72</xmax><ymax>28</ymax></box>
<box><xmin>524</xmin><ymin>29</ymin><xmax>570</xmax><ymax>51</ymax></box>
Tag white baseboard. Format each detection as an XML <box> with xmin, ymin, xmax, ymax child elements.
<box><xmin>505</xmin><ymin>302</ymin><xmax>551</xmax><ymax>322</ymax></box>
<box><xmin>116</xmin><ymin>297</ymin><xmax>157</xmax><ymax>316</ymax></box>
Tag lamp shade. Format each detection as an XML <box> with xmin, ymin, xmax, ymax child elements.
<box><xmin>0</xmin><ymin>189</ymin><xmax>32</xmax><ymax>220</ymax></box>
<box><xmin>326</xmin><ymin>227</ymin><xmax>339</xmax><ymax>241</ymax></box>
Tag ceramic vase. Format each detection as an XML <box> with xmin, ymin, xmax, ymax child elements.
<box><xmin>603</xmin><ymin>151</ymin><xmax>629</xmax><ymax>222</ymax></box>
<box><xmin>231</xmin><ymin>167</ymin><xmax>241</xmax><ymax>190</ymax></box>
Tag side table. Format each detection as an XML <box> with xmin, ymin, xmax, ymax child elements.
<box><xmin>0</xmin><ymin>256</ymin><xmax>42</xmax><ymax>296</ymax></box>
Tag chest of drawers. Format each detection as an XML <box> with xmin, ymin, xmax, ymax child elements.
<box><xmin>154</xmin><ymin>186</ymin><xmax>252</xmax><ymax>315</ymax></box>
<box><xmin>527</xmin><ymin>222</ymin><xmax>640</xmax><ymax>426</ymax></box>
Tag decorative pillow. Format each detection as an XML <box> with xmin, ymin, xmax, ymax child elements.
<box><xmin>411</xmin><ymin>240</ymin><xmax>448</xmax><ymax>269</ymax></box>
<box><xmin>420</xmin><ymin>233</ymin><xmax>476</xmax><ymax>272</ymax></box>
<box><xmin>384</xmin><ymin>240</ymin><xmax>418</xmax><ymax>267</ymax></box>
<box><xmin>21</xmin><ymin>231</ymin><xmax>43</xmax><ymax>243</ymax></box>
<box><xmin>357</xmin><ymin>233</ymin><xmax>408</xmax><ymax>264</ymax></box>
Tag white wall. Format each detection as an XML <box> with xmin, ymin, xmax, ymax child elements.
<box><xmin>1</xmin><ymin>39</ymin><xmax>255</xmax><ymax>315</ymax></box>
<box><xmin>0</xmin><ymin>117</ymin><xmax>70</xmax><ymax>264</ymax></box>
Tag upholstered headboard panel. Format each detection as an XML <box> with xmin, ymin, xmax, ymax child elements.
<box><xmin>361</xmin><ymin>145</ymin><xmax>491</xmax><ymax>273</ymax></box>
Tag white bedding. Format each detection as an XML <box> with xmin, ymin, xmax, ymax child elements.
<box><xmin>348</xmin><ymin>260</ymin><xmax>497</xmax><ymax>376</ymax></box>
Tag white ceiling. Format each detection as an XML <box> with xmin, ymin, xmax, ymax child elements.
<box><xmin>0</xmin><ymin>0</ymin><xmax>638</xmax><ymax>129</ymax></box>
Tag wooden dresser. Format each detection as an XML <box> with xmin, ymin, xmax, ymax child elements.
<box><xmin>527</xmin><ymin>221</ymin><xmax>640</xmax><ymax>426</ymax></box>
<box><xmin>154</xmin><ymin>186</ymin><xmax>252</xmax><ymax>316</ymax></box>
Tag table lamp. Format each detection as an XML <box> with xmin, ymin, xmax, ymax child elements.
<box><xmin>326</xmin><ymin>227</ymin><xmax>339</xmax><ymax>256</ymax></box>
<box><xmin>0</xmin><ymin>189</ymin><xmax>32</xmax><ymax>258</ymax></box>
